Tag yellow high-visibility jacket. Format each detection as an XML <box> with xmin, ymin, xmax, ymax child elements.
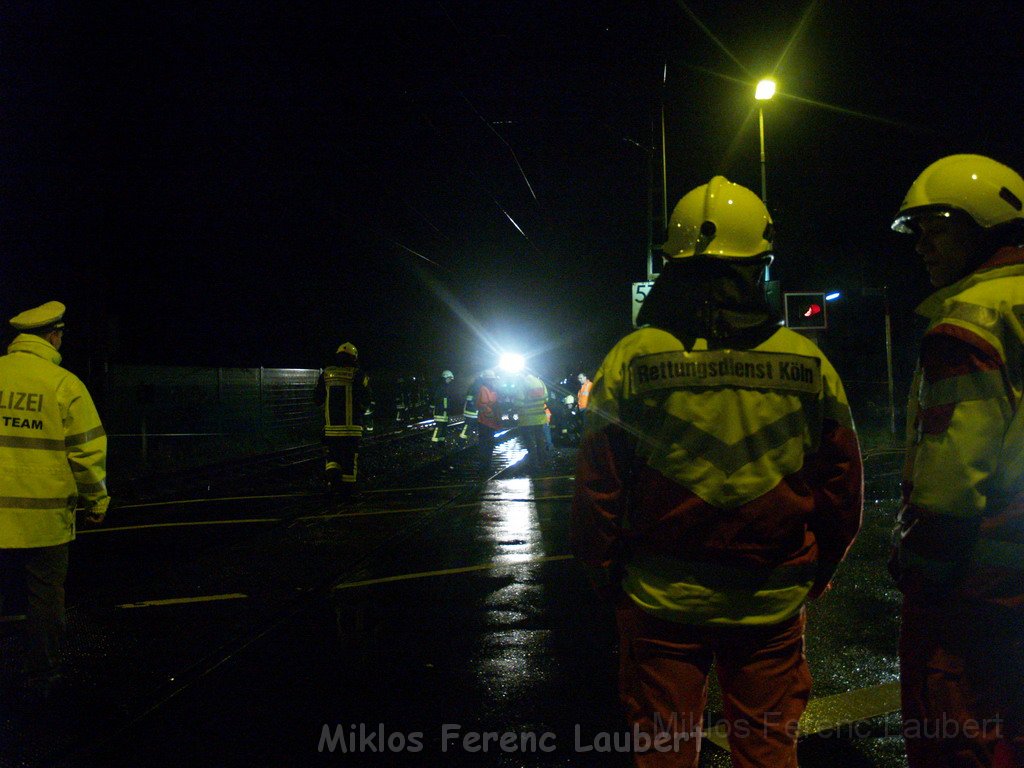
<box><xmin>898</xmin><ymin>246</ymin><xmax>1024</xmax><ymax>610</ymax></box>
<box><xmin>517</xmin><ymin>373</ymin><xmax>549</xmax><ymax>427</ymax></box>
<box><xmin>0</xmin><ymin>334</ymin><xmax>109</xmax><ymax>548</ymax></box>
<box><xmin>571</xmin><ymin>325</ymin><xmax>863</xmax><ymax>626</ymax></box>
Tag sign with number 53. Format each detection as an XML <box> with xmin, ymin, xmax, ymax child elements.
<box><xmin>632</xmin><ymin>281</ymin><xmax>655</xmax><ymax>327</ymax></box>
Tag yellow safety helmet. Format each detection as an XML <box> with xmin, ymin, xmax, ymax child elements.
<box><xmin>442</xmin><ymin>370</ymin><xmax>454</xmax><ymax>381</ymax></box>
<box><xmin>660</xmin><ymin>176</ymin><xmax>773</xmax><ymax>259</ymax></box>
<box><xmin>892</xmin><ymin>154</ymin><xmax>1024</xmax><ymax>234</ymax></box>
<box><xmin>336</xmin><ymin>341</ymin><xmax>358</xmax><ymax>358</ymax></box>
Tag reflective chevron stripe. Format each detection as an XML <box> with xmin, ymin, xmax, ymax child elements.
<box><xmin>640</xmin><ymin>406</ymin><xmax>810</xmax><ymax>476</ymax></box>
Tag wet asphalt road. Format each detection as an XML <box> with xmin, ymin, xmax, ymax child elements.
<box><xmin>1</xmin><ymin>435</ymin><xmax>909</xmax><ymax>767</ymax></box>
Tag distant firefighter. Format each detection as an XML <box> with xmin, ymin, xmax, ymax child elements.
<box><xmin>394</xmin><ymin>376</ymin><xmax>409</xmax><ymax>424</ymax></box>
<box><xmin>474</xmin><ymin>370</ymin><xmax>501</xmax><ymax>473</ymax></box>
<box><xmin>459</xmin><ymin>371</ymin><xmax>485</xmax><ymax>440</ymax></box>
<box><xmin>573</xmin><ymin>372</ymin><xmax>593</xmax><ymax>439</ymax></box>
<box><xmin>430</xmin><ymin>369</ymin><xmax>458</xmax><ymax>444</ymax></box>
<box><xmin>514</xmin><ymin>371</ymin><xmax>549</xmax><ymax>473</ymax></box>
<box><xmin>314</xmin><ymin>341</ymin><xmax>372</xmax><ymax>498</ymax></box>
<box><xmin>576</xmin><ymin>372</ymin><xmax>592</xmax><ymax>412</ymax></box>
<box><xmin>0</xmin><ymin>301</ymin><xmax>109</xmax><ymax>703</ymax></box>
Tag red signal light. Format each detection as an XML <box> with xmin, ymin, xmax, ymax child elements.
<box><xmin>784</xmin><ymin>292</ymin><xmax>828</xmax><ymax>330</ymax></box>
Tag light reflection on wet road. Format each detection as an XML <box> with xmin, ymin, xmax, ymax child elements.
<box><xmin>26</xmin><ymin>442</ymin><xmax>911</xmax><ymax>768</ymax></box>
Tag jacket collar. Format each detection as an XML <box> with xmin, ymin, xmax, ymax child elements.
<box><xmin>6</xmin><ymin>333</ymin><xmax>62</xmax><ymax>366</ymax></box>
<box><xmin>916</xmin><ymin>246</ymin><xmax>1024</xmax><ymax>319</ymax></box>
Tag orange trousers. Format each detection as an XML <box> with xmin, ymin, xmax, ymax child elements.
<box><xmin>616</xmin><ymin>600</ymin><xmax>810</xmax><ymax>768</ymax></box>
<box><xmin>899</xmin><ymin>594</ymin><xmax>1024</xmax><ymax>768</ymax></box>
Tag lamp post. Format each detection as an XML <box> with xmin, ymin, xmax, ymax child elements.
<box><xmin>755</xmin><ymin>78</ymin><xmax>776</xmax><ymax>203</ymax></box>
<box><xmin>755</xmin><ymin>78</ymin><xmax>776</xmax><ymax>280</ymax></box>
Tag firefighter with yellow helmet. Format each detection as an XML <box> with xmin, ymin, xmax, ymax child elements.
<box><xmin>571</xmin><ymin>177</ymin><xmax>863</xmax><ymax>767</ymax></box>
<box><xmin>0</xmin><ymin>301</ymin><xmax>109</xmax><ymax>701</ymax></box>
<box><xmin>891</xmin><ymin>154</ymin><xmax>1024</xmax><ymax>767</ymax></box>
<box><xmin>314</xmin><ymin>341</ymin><xmax>372</xmax><ymax>498</ymax></box>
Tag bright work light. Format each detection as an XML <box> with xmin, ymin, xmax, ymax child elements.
<box><xmin>498</xmin><ymin>352</ymin><xmax>525</xmax><ymax>374</ymax></box>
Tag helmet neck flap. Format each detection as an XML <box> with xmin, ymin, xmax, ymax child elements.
<box><xmin>636</xmin><ymin>257</ymin><xmax>781</xmax><ymax>350</ymax></box>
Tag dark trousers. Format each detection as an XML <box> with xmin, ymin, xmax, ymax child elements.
<box><xmin>520</xmin><ymin>424</ymin><xmax>548</xmax><ymax>470</ymax></box>
<box><xmin>324</xmin><ymin>435</ymin><xmax>359</xmax><ymax>486</ymax></box>
<box><xmin>900</xmin><ymin>594</ymin><xmax>1024</xmax><ymax>767</ymax></box>
<box><xmin>477</xmin><ymin>425</ymin><xmax>497</xmax><ymax>470</ymax></box>
<box><xmin>0</xmin><ymin>544</ymin><xmax>69</xmax><ymax>680</ymax></box>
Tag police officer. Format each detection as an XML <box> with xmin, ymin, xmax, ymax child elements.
<box><xmin>314</xmin><ymin>342</ymin><xmax>372</xmax><ymax>499</ymax></box>
<box><xmin>0</xmin><ymin>301</ymin><xmax>109</xmax><ymax>701</ymax></box>
<box><xmin>571</xmin><ymin>177</ymin><xmax>863</xmax><ymax>767</ymax></box>
<box><xmin>890</xmin><ymin>154</ymin><xmax>1024</xmax><ymax>767</ymax></box>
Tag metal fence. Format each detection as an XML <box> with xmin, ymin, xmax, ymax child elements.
<box><xmin>97</xmin><ymin>365</ymin><xmax>322</xmax><ymax>481</ymax></box>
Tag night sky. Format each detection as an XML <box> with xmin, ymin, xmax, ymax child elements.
<box><xmin>3</xmin><ymin>1</ymin><xmax>1023</xmax><ymax>384</ymax></box>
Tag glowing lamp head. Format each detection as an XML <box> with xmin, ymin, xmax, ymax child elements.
<box><xmin>755</xmin><ymin>79</ymin><xmax>776</xmax><ymax>101</ymax></box>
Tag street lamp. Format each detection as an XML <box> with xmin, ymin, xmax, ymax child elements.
<box><xmin>755</xmin><ymin>78</ymin><xmax>776</xmax><ymax>280</ymax></box>
<box><xmin>754</xmin><ymin>78</ymin><xmax>776</xmax><ymax>205</ymax></box>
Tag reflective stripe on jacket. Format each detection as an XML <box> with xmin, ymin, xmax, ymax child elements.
<box><xmin>462</xmin><ymin>378</ymin><xmax>483</xmax><ymax>420</ymax></box>
<box><xmin>899</xmin><ymin>246</ymin><xmax>1024</xmax><ymax>609</ymax></box>
<box><xmin>571</xmin><ymin>325</ymin><xmax>863</xmax><ymax>626</ymax></box>
<box><xmin>0</xmin><ymin>334</ymin><xmax>109</xmax><ymax>548</ymax></box>
<box><xmin>316</xmin><ymin>366</ymin><xmax>370</xmax><ymax>438</ymax></box>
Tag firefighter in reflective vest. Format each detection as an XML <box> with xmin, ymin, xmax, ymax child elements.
<box><xmin>576</xmin><ymin>372</ymin><xmax>592</xmax><ymax>411</ymax></box>
<box><xmin>430</xmin><ymin>369</ymin><xmax>456</xmax><ymax>444</ymax></box>
<box><xmin>571</xmin><ymin>177</ymin><xmax>863</xmax><ymax>768</ymax></box>
<box><xmin>0</xmin><ymin>301</ymin><xmax>109</xmax><ymax>699</ymax></box>
<box><xmin>314</xmin><ymin>342</ymin><xmax>371</xmax><ymax>497</ymax></box>
<box><xmin>515</xmin><ymin>371</ymin><xmax>549</xmax><ymax>472</ymax></box>
<box><xmin>574</xmin><ymin>372</ymin><xmax>592</xmax><ymax>439</ymax></box>
<box><xmin>891</xmin><ymin>154</ymin><xmax>1024</xmax><ymax>768</ymax></box>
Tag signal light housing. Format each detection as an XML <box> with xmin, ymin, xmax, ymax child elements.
<box><xmin>784</xmin><ymin>292</ymin><xmax>828</xmax><ymax>330</ymax></box>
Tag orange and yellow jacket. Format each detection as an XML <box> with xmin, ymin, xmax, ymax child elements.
<box><xmin>475</xmin><ymin>384</ymin><xmax>501</xmax><ymax>430</ymax></box>
<box><xmin>897</xmin><ymin>246</ymin><xmax>1024</xmax><ymax>610</ymax></box>
<box><xmin>571</xmin><ymin>325</ymin><xmax>863</xmax><ymax>626</ymax></box>
<box><xmin>0</xmin><ymin>334</ymin><xmax>109</xmax><ymax>548</ymax></box>
<box><xmin>577</xmin><ymin>378</ymin><xmax>593</xmax><ymax>410</ymax></box>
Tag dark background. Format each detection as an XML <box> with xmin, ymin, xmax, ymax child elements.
<box><xmin>2</xmin><ymin>0</ymin><xmax>1022</xmax><ymax>384</ymax></box>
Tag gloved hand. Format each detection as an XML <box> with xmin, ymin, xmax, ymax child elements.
<box><xmin>84</xmin><ymin>507</ymin><xmax>107</xmax><ymax>525</ymax></box>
